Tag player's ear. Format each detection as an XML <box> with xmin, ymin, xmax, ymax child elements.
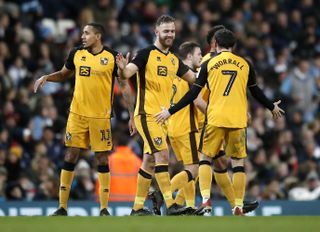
<box><xmin>96</xmin><ymin>33</ymin><xmax>101</xmax><ymax>41</ymax></box>
<box><xmin>154</xmin><ymin>27</ymin><xmax>159</xmax><ymax>37</ymax></box>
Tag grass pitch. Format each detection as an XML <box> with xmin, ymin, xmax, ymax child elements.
<box><xmin>0</xmin><ymin>216</ymin><xmax>319</xmax><ymax>232</ymax></box>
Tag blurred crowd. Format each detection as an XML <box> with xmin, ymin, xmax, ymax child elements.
<box><xmin>0</xmin><ymin>0</ymin><xmax>320</xmax><ymax>203</ymax></box>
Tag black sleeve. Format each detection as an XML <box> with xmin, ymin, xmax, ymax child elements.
<box><xmin>168</xmin><ymin>61</ymin><xmax>208</xmax><ymax>115</ymax></box>
<box><xmin>168</xmin><ymin>85</ymin><xmax>202</xmax><ymax>115</ymax></box>
<box><xmin>131</xmin><ymin>47</ymin><xmax>150</xmax><ymax>70</ymax></box>
<box><xmin>176</xmin><ymin>58</ymin><xmax>189</xmax><ymax>77</ymax></box>
<box><xmin>246</xmin><ymin>59</ymin><xmax>257</xmax><ymax>87</ymax></box>
<box><xmin>246</xmin><ymin>59</ymin><xmax>274</xmax><ymax>111</ymax></box>
<box><xmin>249</xmin><ymin>86</ymin><xmax>274</xmax><ymax>111</ymax></box>
<box><xmin>65</xmin><ymin>47</ymin><xmax>78</xmax><ymax>70</ymax></box>
<box><xmin>194</xmin><ymin>60</ymin><xmax>209</xmax><ymax>88</ymax></box>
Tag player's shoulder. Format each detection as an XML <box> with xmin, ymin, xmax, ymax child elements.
<box><xmin>103</xmin><ymin>46</ymin><xmax>118</xmax><ymax>57</ymax></box>
<box><xmin>202</xmin><ymin>52</ymin><xmax>213</xmax><ymax>63</ymax></box>
<box><xmin>140</xmin><ymin>45</ymin><xmax>156</xmax><ymax>54</ymax></box>
<box><xmin>132</xmin><ymin>45</ymin><xmax>154</xmax><ymax>60</ymax></box>
<box><xmin>69</xmin><ymin>45</ymin><xmax>85</xmax><ymax>54</ymax></box>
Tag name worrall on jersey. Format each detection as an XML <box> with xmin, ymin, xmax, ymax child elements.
<box><xmin>211</xmin><ymin>59</ymin><xmax>244</xmax><ymax>70</ymax></box>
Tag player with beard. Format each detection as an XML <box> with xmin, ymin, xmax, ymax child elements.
<box><xmin>34</xmin><ymin>23</ymin><xmax>136</xmax><ymax>216</ymax></box>
<box><xmin>116</xmin><ymin>15</ymin><xmax>196</xmax><ymax>215</ymax></box>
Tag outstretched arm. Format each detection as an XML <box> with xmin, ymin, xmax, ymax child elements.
<box><xmin>34</xmin><ymin>66</ymin><xmax>73</xmax><ymax>93</ymax></box>
<box><xmin>246</xmin><ymin>60</ymin><xmax>284</xmax><ymax>119</ymax></box>
<box><xmin>155</xmin><ymin>61</ymin><xmax>208</xmax><ymax>123</ymax></box>
<box><xmin>181</xmin><ymin>69</ymin><xmax>197</xmax><ymax>84</ymax></box>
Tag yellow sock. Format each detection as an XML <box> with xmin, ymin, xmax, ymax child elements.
<box><xmin>183</xmin><ymin>180</ymin><xmax>195</xmax><ymax>208</ymax></box>
<box><xmin>175</xmin><ymin>189</ymin><xmax>185</xmax><ymax>206</ymax></box>
<box><xmin>59</xmin><ymin>169</ymin><xmax>74</xmax><ymax>210</ymax></box>
<box><xmin>214</xmin><ymin>170</ymin><xmax>236</xmax><ymax>208</ymax></box>
<box><xmin>133</xmin><ymin>168</ymin><xmax>152</xmax><ymax>211</ymax></box>
<box><xmin>155</xmin><ymin>165</ymin><xmax>174</xmax><ymax>208</ymax></box>
<box><xmin>98</xmin><ymin>168</ymin><xmax>110</xmax><ymax>210</ymax></box>
<box><xmin>199</xmin><ymin>162</ymin><xmax>212</xmax><ymax>200</ymax></box>
<box><xmin>170</xmin><ymin>170</ymin><xmax>191</xmax><ymax>192</ymax></box>
<box><xmin>233</xmin><ymin>169</ymin><xmax>246</xmax><ymax>207</ymax></box>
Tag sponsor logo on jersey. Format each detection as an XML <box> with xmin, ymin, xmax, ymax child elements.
<box><xmin>79</xmin><ymin>66</ymin><xmax>91</xmax><ymax>76</ymax></box>
<box><xmin>157</xmin><ymin>66</ymin><xmax>167</xmax><ymax>76</ymax></box>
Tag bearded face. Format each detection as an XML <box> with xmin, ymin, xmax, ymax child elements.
<box><xmin>155</xmin><ymin>22</ymin><xmax>176</xmax><ymax>49</ymax></box>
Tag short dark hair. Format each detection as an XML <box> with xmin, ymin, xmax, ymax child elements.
<box><xmin>206</xmin><ymin>25</ymin><xmax>225</xmax><ymax>45</ymax></box>
<box><xmin>155</xmin><ymin>15</ymin><xmax>175</xmax><ymax>27</ymax></box>
<box><xmin>87</xmin><ymin>22</ymin><xmax>106</xmax><ymax>41</ymax></box>
<box><xmin>214</xmin><ymin>28</ymin><xmax>236</xmax><ymax>49</ymax></box>
<box><xmin>178</xmin><ymin>41</ymin><xmax>200</xmax><ymax>60</ymax></box>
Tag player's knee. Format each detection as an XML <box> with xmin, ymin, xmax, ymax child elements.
<box><xmin>64</xmin><ymin>152</ymin><xmax>78</xmax><ymax>164</ymax></box>
<box><xmin>231</xmin><ymin>157</ymin><xmax>245</xmax><ymax>167</ymax></box>
<box><xmin>142</xmin><ymin>154</ymin><xmax>155</xmax><ymax>173</ymax></box>
<box><xmin>154</xmin><ymin>150</ymin><xmax>169</xmax><ymax>164</ymax></box>
<box><xmin>64</xmin><ymin>147</ymin><xmax>80</xmax><ymax>163</ymax></box>
<box><xmin>95</xmin><ymin>152</ymin><xmax>109</xmax><ymax>165</ymax></box>
<box><xmin>185</xmin><ymin>164</ymin><xmax>198</xmax><ymax>179</ymax></box>
<box><xmin>212</xmin><ymin>157</ymin><xmax>228</xmax><ymax>171</ymax></box>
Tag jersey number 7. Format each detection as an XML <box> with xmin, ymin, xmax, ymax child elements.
<box><xmin>222</xmin><ymin>70</ymin><xmax>237</xmax><ymax>96</ymax></box>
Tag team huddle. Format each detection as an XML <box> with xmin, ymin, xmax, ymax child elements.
<box><xmin>34</xmin><ymin>15</ymin><xmax>284</xmax><ymax>216</ymax></box>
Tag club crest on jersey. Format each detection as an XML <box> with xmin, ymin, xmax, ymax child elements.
<box><xmin>81</xmin><ymin>56</ymin><xmax>86</xmax><ymax>61</ymax></box>
<box><xmin>154</xmin><ymin>137</ymin><xmax>162</xmax><ymax>146</ymax></box>
<box><xmin>157</xmin><ymin>56</ymin><xmax>161</xmax><ymax>61</ymax></box>
<box><xmin>66</xmin><ymin>132</ymin><xmax>72</xmax><ymax>141</ymax></box>
<box><xmin>171</xmin><ymin>58</ymin><xmax>175</xmax><ymax>65</ymax></box>
<box><xmin>100</xmin><ymin>57</ymin><xmax>108</xmax><ymax>65</ymax></box>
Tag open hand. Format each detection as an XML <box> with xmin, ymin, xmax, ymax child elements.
<box><xmin>128</xmin><ymin>116</ymin><xmax>137</xmax><ymax>136</ymax></box>
<box><xmin>116</xmin><ymin>53</ymin><xmax>130</xmax><ymax>70</ymax></box>
<box><xmin>155</xmin><ymin>107</ymin><xmax>171</xmax><ymax>124</ymax></box>
<box><xmin>34</xmin><ymin>75</ymin><xmax>48</xmax><ymax>93</ymax></box>
<box><xmin>272</xmin><ymin>100</ymin><xmax>285</xmax><ymax>119</ymax></box>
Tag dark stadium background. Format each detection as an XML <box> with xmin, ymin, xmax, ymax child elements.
<box><xmin>0</xmin><ymin>0</ymin><xmax>320</xmax><ymax>216</ymax></box>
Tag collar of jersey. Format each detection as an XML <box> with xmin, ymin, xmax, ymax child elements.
<box><xmin>153</xmin><ymin>45</ymin><xmax>170</xmax><ymax>56</ymax></box>
<box><xmin>216</xmin><ymin>50</ymin><xmax>231</xmax><ymax>55</ymax></box>
<box><xmin>84</xmin><ymin>46</ymin><xmax>105</xmax><ymax>56</ymax></box>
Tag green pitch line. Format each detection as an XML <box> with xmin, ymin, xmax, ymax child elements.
<box><xmin>0</xmin><ymin>216</ymin><xmax>319</xmax><ymax>232</ymax></box>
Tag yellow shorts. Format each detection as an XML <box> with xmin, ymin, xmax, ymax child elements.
<box><xmin>199</xmin><ymin>124</ymin><xmax>246</xmax><ymax>159</ymax></box>
<box><xmin>134</xmin><ymin>114</ymin><xmax>167</xmax><ymax>154</ymax></box>
<box><xmin>65</xmin><ymin>112</ymin><xmax>112</xmax><ymax>152</ymax></box>
<box><xmin>169</xmin><ymin>132</ymin><xmax>199</xmax><ymax>165</ymax></box>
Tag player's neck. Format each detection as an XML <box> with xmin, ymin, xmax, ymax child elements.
<box><xmin>88</xmin><ymin>44</ymin><xmax>104</xmax><ymax>55</ymax></box>
<box><xmin>154</xmin><ymin>41</ymin><xmax>170</xmax><ymax>53</ymax></box>
<box><xmin>183</xmin><ymin>59</ymin><xmax>193</xmax><ymax>70</ymax></box>
<box><xmin>216</xmin><ymin>47</ymin><xmax>231</xmax><ymax>53</ymax></box>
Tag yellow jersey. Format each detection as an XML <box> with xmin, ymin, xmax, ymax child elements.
<box><xmin>167</xmin><ymin>74</ymin><xmax>198</xmax><ymax>137</ymax></box>
<box><xmin>198</xmin><ymin>51</ymin><xmax>251</xmax><ymax>128</ymax></box>
<box><xmin>131</xmin><ymin>45</ymin><xmax>189</xmax><ymax>116</ymax></box>
<box><xmin>65</xmin><ymin>46</ymin><xmax>118</xmax><ymax>118</ymax></box>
